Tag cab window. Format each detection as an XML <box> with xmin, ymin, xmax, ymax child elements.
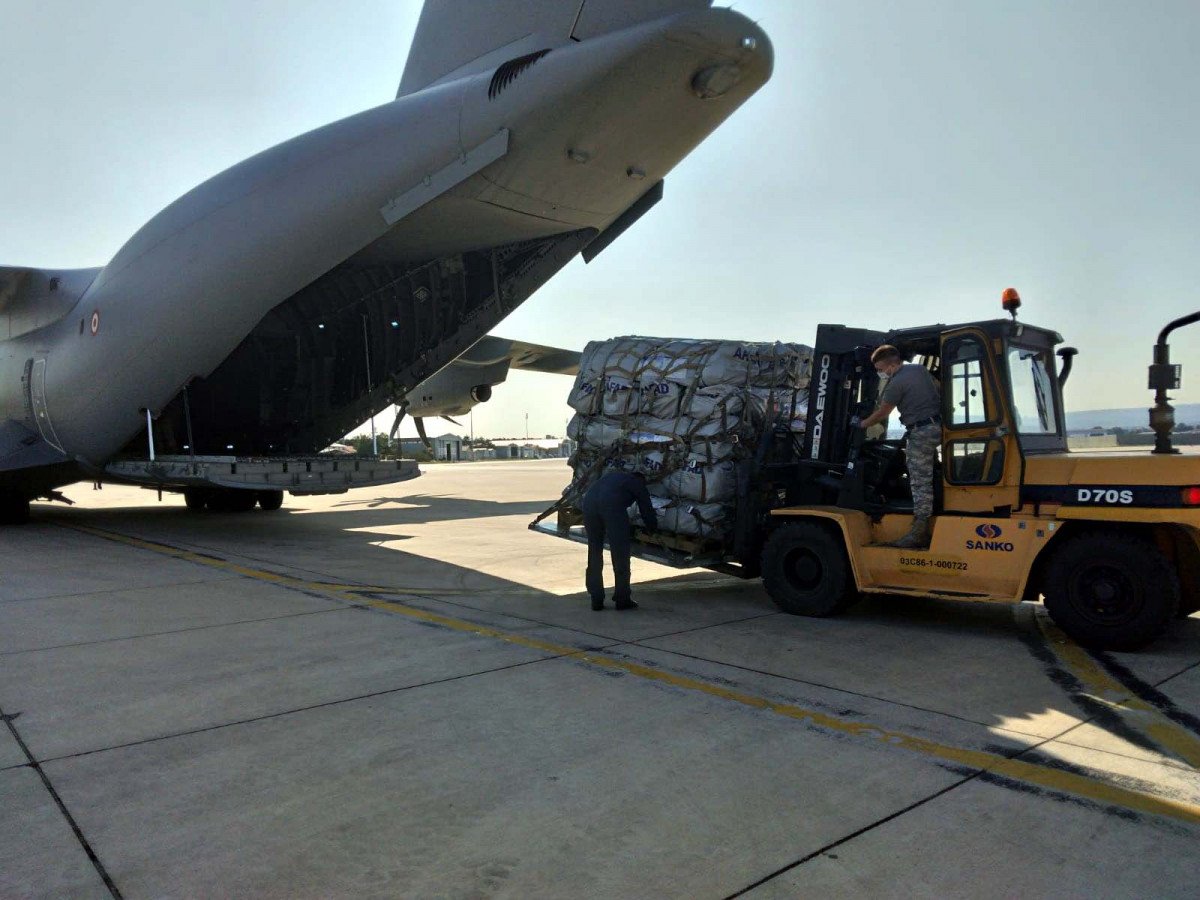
<box><xmin>1008</xmin><ymin>346</ymin><xmax>1057</xmax><ymax>434</ymax></box>
<box><xmin>943</xmin><ymin>336</ymin><xmax>992</xmax><ymax>426</ymax></box>
<box><xmin>946</xmin><ymin>438</ymin><xmax>1005</xmax><ymax>485</ymax></box>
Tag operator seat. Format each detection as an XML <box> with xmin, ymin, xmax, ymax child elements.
<box><xmin>858</xmin><ymin>438</ymin><xmax>909</xmax><ymax>506</ymax></box>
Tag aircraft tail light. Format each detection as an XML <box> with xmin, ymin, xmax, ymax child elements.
<box><xmin>1181</xmin><ymin>486</ymin><xmax>1200</xmax><ymax>506</ymax></box>
<box><xmin>692</xmin><ymin>63</ymin><xmax>742</xmax><ymax>99</ymax></box>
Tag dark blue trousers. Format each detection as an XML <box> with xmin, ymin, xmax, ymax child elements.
<box><xmin>583</xmin><ymin>503</ymin><xmax>632</xmax><ymax>604</ymax></box>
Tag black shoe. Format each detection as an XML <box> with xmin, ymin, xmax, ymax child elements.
<box><xmin>591</xmin><ymin>597</ymin><xmax>605</xmax><ymax>611</ymax></box>
<box><xmin>614</xmin><ymin>598</ymin><xmax>638</xmax><ymax>610</ymax></box>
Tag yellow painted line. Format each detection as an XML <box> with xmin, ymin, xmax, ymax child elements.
<box><xmin>62</xmin><ymin>524</ymin><xmax>462</xmax><ymax>596</ymax></box>
<box><xmin>61</xmin><ymin>524</ymin><xmax>578</xmax><ymax>654</ymax></box>
<box><xmin>64</xmin><ymin>523</ymin><xmax>1200</xmax><ymax>827</ymax></box>
<box><xmin>1035</xmin><ymin>611</ymin><xmax>1200</xmax><ymax>769</ymax></box>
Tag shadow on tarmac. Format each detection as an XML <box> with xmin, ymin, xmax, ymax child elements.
<box><xmin>27</xmin><ymin>488</ymin><xmax>1200</xmax><ymax>768</ymax></box>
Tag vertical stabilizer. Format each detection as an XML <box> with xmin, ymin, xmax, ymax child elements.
<box><xmin>397</xmin><ymin>0</ymin><xmax>711</xmax><ymax>98</ymax></box>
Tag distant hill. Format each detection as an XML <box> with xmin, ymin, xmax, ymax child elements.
<box><xmin>1066</xmin><ymin>404</ymin><xmax>1200</xmax><ymax>432</ymax></box>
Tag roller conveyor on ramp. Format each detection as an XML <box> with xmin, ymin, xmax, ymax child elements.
<box><xmin>104</xmin><ymin>454</ymin><xmax>419</xmax><ymax>495</ymax></box>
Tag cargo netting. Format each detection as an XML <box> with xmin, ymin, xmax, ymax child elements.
<box><xmin>556</xmin><ymin>336</ymin><xmax>814</xmax><ymax>540</ymax></box>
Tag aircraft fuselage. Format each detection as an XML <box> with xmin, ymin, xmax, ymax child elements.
<box><xmin>0</xmin><ymin>5</ymin><xmax>772</xmax><ymax>495</ymax></box>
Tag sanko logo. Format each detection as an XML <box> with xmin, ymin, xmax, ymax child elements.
<box><xmin>966</xmin><ymin>521</ymin><xmax>1013</xmax><ymax>551</ymax></box>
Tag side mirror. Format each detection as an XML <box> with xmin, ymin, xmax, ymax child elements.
<box><xmin>1056</xmin><ymin>347</ymin><xmax>1078</xmax><ymax>387</ymax></box>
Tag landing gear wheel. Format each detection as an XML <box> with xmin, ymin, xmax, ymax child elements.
<box><xmin>0</xmin><ymin>493</ymin><xmax>31</xmax><ymax>525</ymax></box>
<box><xmin>207</xmin><ymin>489</ymin><xmax>257</xmax><ymax>513</ymax></box>
<box><xmin>226</xmin><ymin>490</ymin><xmax>258</xmax><ymax>513</ymax></box>
<box><xmin>761</xmin><ymin>521</ymin><xmax>857</xmax><ymax>616</ymax></box>
<box><xmin>257</xmin><ymin>490</ymin><xmax>284</xmax><ymax>511</ymax></box>
<box><xmin>1043</xmin><ymin>531</ymin><xmax>1179</xmax><ymax>651</ymax></box>
<box><xmin>183</xmin><ymin>489</ymin><xmax>207</xmax><ymax>511</ymax></box>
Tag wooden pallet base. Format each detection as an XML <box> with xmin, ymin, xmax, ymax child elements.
<box><xmin>634</xmin><ymin>528</ymin><xmax>725</xmax><ymax>558</ymax></box>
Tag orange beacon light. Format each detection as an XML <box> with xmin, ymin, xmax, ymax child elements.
<box><xmin>1001</xmin><ymin>287</ymin><xmax>1021</xmax><ymax>319</ymax></box>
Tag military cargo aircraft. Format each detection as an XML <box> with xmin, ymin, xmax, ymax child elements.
<box><xmin>0</xmin><ymin>0</ymin><xmax>772</xmax><ymax>523</ymax></box>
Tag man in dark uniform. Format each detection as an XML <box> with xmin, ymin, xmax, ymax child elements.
<box><xmin>582</xmin><ymin>470</ymin><xmax>658</xmax><ymax>610</ymax></box>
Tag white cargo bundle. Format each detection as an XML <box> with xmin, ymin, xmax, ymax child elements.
<box><xmin>562</xmin><ymin>336</ymin><xmax>814</xmax><ymax>544</ymax></box>
<box><xmin>631</xmin><ymin>496</ymin><xmax>728</xmax><ymax>539</ymax></box>
<box><xmin>659</xmin><ymin>454</ymin><xmax>739</xmax><ymax>504</ymax></box>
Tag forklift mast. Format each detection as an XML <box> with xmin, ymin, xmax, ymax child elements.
<box><xmin>802</xmin><ymin>324</ymin><xmax>888</xmax><ymax>468</ymax></box>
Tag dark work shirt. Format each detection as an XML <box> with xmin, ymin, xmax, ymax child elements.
<box><xmin>583</xmin><ymin>471</ymin><xmax>658</xmax><ymax>531</ymax></box>
<box><xmin>880</xmin><ymin>363</ymin><xmax>940</xmax><ymax>427</ymax></box>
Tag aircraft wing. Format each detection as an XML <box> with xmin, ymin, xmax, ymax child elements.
<box><xmin>394</xmin><ymin>334</ymin><xmax>580</xmax><ymax>440</ymax></box>
<box><xmin>456</xmin><ymin>335</ymin><xmax>580</xmax><ymax>376</ymax></box>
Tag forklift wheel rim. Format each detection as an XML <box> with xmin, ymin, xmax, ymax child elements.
<box><xmin>782</xmin><ymin>546</ymin><xmax>824</xmax><ymax>593</ymax></box>
<box><xmin>1067</xmin><ymin>561</ymin><xmax>1143</xmax><ymax>626</ymax></box>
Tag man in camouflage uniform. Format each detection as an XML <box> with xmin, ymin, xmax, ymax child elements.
<box><xmin>858</xmin><ymin>345</ymin><xmax>941</xmax><ymax>548</ymax></box>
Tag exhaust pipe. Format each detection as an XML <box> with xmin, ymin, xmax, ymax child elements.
<box><xmin>1149</xmin><ymin>311</ymin><xmax>1200</xmax><ymax>454</ymax></box>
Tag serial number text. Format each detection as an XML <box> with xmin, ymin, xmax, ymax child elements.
<box><xmin>899</xmin><ymin>557</ymin><xmax>968</xmax><ymax>571</ymax></box>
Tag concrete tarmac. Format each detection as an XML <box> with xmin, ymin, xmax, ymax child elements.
<box><xmin>1</xmin><ymin>459</ymin><xmax>1198</xmax><ymax>898</ymax></box>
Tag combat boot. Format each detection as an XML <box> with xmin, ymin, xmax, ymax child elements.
<box><xmin>891</xmin><ymin>517</ymin><xmax>931</xmax><ymax>549</ymax></box>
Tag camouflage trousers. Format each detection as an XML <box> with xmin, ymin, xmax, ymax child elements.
<box><xmin>905</xmin><ymin>423</ymin><xmax>940</xmax><ymax>521</ymax></box>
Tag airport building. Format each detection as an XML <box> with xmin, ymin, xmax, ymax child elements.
<box><xmin>397</xmin><ymin>434</ymin><xmax>464</xmax><ymax>461</ymax></box>
<box><xmin>489</xmin><ymin>438</ymin><xmax>573</xmax><ymax>460</ymax></box>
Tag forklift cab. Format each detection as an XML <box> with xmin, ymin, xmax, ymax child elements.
<box><xmin>810</xmin><ymin>318</ymin><xmax>1067</xmax><ymax>519</ymax></box>
<box><xmin>931</xmin><ymin>318</ymin><xmax>1066</xmax><ymax>515</ymax></box>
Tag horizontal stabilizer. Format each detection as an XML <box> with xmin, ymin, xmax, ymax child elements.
<box><xmin>0</xmin><ymin>267</ymin><xmax>33</xmax><ymax>311</ymax></box>
<box><xmin>0</xmin><ymin>265</ymin><xmax>102</xmax><ymax>340</ymax></box>
<box><xmin>397</xmin><ymin>0</ymin><xmax>712</xmax><ymax>97</ymax></box>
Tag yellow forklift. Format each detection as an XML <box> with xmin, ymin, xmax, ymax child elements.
<box><xmin>761</xmin><ymin>294</ymin><xmax>1200</xmax><ymax>650</ymax></box>
<box><xmin>533</xmin><ymin>294</ymin><xmax>1200</xmax><ymax>650</ymax></box>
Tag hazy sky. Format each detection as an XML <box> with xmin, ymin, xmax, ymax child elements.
<box><xmin>3</xmin><ymin>1</ymin><xmax>1199</xmax><ymax>441</ymax></box>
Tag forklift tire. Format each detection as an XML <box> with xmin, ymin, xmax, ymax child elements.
<box><xmin>761</xmin><ymin>521</ymin><xmax>856</xmax><ymax>617</ymax></box>
<box><xmin>257</xmin><ymin>490</ymin><xmax>284</xmax><ymax>511</ymax></box>
<box><xmin>183</xmin><ymin>489</ymin><xmax>207</xmax><ymax>511</ymax></box>
<box><xmin>1042</xmin><ymin>531</ymin><xmax>1179</xmax><ymax>651</ymax></box>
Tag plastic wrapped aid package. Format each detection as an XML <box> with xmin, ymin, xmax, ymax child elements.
<box><xmin>630</xmin><ymin>496</ymin><xmax>728</xmax><ymax>539</ymax></box>
<box><xmin>683</xmin><ymin>384</ymin><xmax>747</xmax><ymax>422</ymax></box>
<box><xmin>568</xmin><ymin>415</ymin><xmax>677</xmax><ymax>452</ymax></box>
<box><xmin>600</xmin><ymin>375</ymin><xmax>640</xmax><ymax>417</ymax></box>
<box><xmin>638</xmin><ymin>380</ymin><xmax>688</xmax><ymax>418</ymax></box>
<box><xmin>570</xmin><ymin>337</ymin><xmax>812</xmax><ymax>414</ymax></box>
<box><xmin>747</xmin><ymin>387</ymin><xmax>809</xmax><ymax>432</ymax></box>
<box><xmin>561</xmin><ymin>336</ymin><xmax>814</xmax><ymax>542</ymax></box>
<box><xmin>568</xmin><ymin>378</ymin><xmax>600</xmax><ymax>414</ymax></box>
<box><xmin>567</xmin><ymin>414</ymin><xmax>732</xmax><ymax>453</ymax></box>
<box><xmin>657</xmin><ymin>454</ymin><xmax>739</xmax><ymax>504</ymax></box>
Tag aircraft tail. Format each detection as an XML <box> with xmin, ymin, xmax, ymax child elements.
<box><xmin>397</xmin><ymin>0</ymin><xmax>712</xmax><ymax>98</ymax></box>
